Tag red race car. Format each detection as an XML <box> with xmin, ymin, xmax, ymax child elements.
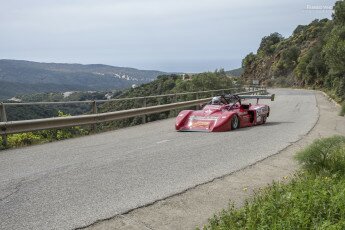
<box><xmin>175</xmin><ymin>94</ymin><xmax>275</xmax><ymax>132</ymax></box>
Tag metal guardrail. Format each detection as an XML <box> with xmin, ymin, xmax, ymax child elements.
<box><xmin>1</xmin><ymin>87</ymin><xmax>246</xmax><ymax>124</ymax></box>
<box><xmin>0</xmin><ymin>88</ymin><xmax>266</xmax><ymax>146</ymax></box>
<box><xmin>1</xmin><ymin>87</ymin><xmax>245</xmax><ymax>106</ymax></box>
<box><xmin>1</xmin><ymin>86</ymin><xmax>265</xmax><ymax>106</ymax></box>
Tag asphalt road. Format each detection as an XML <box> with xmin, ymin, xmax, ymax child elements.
<box><xmin>0</xmin><ymin>89</ymin><xmax>318</xmax><ymax>230</ymax></box>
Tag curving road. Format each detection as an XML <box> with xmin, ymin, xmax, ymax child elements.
<box><xmin>0</xmin><ymin>89</ymin><xmax>318</xmax><ymax>230</ymax></box>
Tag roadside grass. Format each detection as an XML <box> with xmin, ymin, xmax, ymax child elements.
<box><xmin>201</xmin><ymin>136</ymin><xmax>345</xmax><ymax>230</ymax></box>
<box><xmin>340</xmin><ymin>103</ymin><xmax>345</xmax><ymax>116</ymax></box>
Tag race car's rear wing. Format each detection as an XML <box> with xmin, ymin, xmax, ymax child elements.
<box><xmin>238</xmin><ymin>94</ymin><xmax>275</xmax><ymax>104</ymax></box>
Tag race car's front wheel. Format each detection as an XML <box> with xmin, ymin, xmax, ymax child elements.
<box><xmin>231</xmin><ymin>115</ymin><xmax>239</xmax><ymax>130</ymax></box>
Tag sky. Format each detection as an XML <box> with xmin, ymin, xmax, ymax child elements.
<box><xmin>0</xmin><ymin>0</ymin><xmax>337</xmax><ymax>72</ymax></box>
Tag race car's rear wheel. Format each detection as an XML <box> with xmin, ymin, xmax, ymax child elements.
<box><xmin>231</xmin><ymin>115</ymin><xmax>239</xmax><ymax>130</ymax></box>
<box><xmin>262</xmin><ymin>115</ymin><xmax>267</xmax><ymax>124</ymax></box>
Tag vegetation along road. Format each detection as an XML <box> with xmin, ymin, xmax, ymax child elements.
<box><xmin>0</xmin><ymin>89</ymin><xmax>318</xmax><ymax>230</ymax></box>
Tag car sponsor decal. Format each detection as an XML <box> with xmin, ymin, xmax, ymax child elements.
<box><xmin>189</xmin><ymin>116</ymin><xmax>218</xmax><ymax>121</ymax></box>
<box><xmin>190</xmin><ymin>121</ymin><xmax>210</xmax><ymax>128</ymax></box>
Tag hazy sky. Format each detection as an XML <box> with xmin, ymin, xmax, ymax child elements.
<box><xmin>0</xmin><ymin>0</ymin><xmax>337</xmax><ymax>72</ymax></box>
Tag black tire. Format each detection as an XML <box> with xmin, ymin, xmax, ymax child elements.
<box><xmin>262</xmin><ymin>115</ymin><xmax>267</xmax><ymax>124</ymax></box>
<box><xmin>231</xmin><ymin>115</ymin><xmax>239</xmax><ymax>130</ymax></box>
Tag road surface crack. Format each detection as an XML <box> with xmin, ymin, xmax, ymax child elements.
<box><xmin>0</xmin><ymin>180</ymin><xmax>23</xmax><ymax>203</ymax></box>
<box><xmin>294</xmin><ymin>102</ymin><xmax>301</xmax><ymax>112</ymax></box>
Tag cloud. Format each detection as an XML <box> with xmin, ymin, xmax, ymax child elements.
<box><xmin>0</xmin><ymin>0</ymin><xmax>337</xmax><ymax>72</ymax></box>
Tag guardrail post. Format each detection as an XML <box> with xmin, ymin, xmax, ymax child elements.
<box><xmin>195</xmin><ymin>93</ymin><xmax>199</xmax><ymax>110</ymax></box>
<box><xmin>142</xmin><ymin>97</ymin><xmax>147</xmax><ymax>124</ymax></box>
<box><xmin>0</xmin><ymin>103</ymin><xmax>8</xmax><ymax>147</ymax></box>
<box><xmin>172</xmin><ymin>94</ymin><xmax>177</xmax><ymax>116</ymax></box>
<box><xmin>91</xmin><ymin>101</ymin><xmax>97</xmax><ymax>132</ymax></box>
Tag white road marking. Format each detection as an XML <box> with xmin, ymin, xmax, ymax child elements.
<box><xmin>156</xmin><ymin>140</ymin><xmax>170</xmax><ymax>144</ymax></box>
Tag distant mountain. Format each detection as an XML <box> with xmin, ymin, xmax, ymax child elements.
<box><xmin>0</xmin><ymin>59</ymin><xmax>166</xmax><ymax>99</ymax></box>
<box><xmin>225</xmin><ymin>67</ymin><xmax>243</xmax><ymax>77</ymax></box>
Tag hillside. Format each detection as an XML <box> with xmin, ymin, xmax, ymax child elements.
<box><xmin>0</xmin><ymin>59</ymin><xmax>166</xmax><ymax>99</ymax></box>
<box><xmin>4</xmin><ymin>91</ymin><xmax>122</xmax><ymax>121</ymax></box>
<box><xmin>226</xmin><ymin>67</ymin><xmax>243</xmax><ymax>77</ymax></box>
<box><xmin>241</xmin><ymin>0</ymin><xmax>345</xmax><ymax>101</ymax></box>
<box><xmin>5</xmin><ymin>71</ymin><xmax>234</xmax><ymax>123</ymax></box>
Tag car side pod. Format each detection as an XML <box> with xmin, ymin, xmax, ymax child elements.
<box><xmin>175</xmin><ymin>110</ymin><xmax>193</xmax><ymax>130</ymax></box>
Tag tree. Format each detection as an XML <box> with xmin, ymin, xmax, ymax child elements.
<box><xmin>324</xmin><ymin>1</ymin><xmax>345</xmax><ymax>74</ymax></box>
<box><xmin>333</xmin><ymin>0</ymin><xmax>345</xmax><ymax>26</ymax></box>
<box><xmin>323</xmin><ymin>26</ymin><xmax>345</xmax><ymax>74</ymax></box>
<box><xmin>293</xmin><ymin>25</ymin><xmax>306</xmax><ymax>35</ymax></box>
<box><xmin>242</xmin><ymin>52</ymin><xmax>256</xmax><ymax>68</ymax></box>
<box><xmin>258</xmin><ymin>32</ymin><xmax>284</xmax><ymax>55</ymax></box>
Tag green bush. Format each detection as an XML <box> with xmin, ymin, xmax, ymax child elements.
<box><xmin>203</xmin><ymin>174</ymin><xmax>345</xmax><ymax>230</ymax></box>
<box><xmin>1</xmin><ymin>132</ymin><xmax>42</xmax><ymax>148</ymax></box>
<box><xmin>1</xmin><ymin>111</ymin><xmax>89</xmax><ymax>149</ymax></box>
<box><xmin>1</xmin><ymin>126</ymin><xmax>89</xmax><ymax>149</ymax></box>
<box><xmin>295</xmin><ymin>135</ymin><xmax>345</xmax><ymax>175</ymax></box>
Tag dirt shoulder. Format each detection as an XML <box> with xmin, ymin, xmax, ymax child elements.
<box><xmin>84</xmin><ymin>90</ymin><xmax>344</xmax><ymax>230</ymax></box>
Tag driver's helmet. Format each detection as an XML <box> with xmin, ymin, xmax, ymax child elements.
<box><xmin>211</xmin><ymin>96</ymin><xmax>221</xmax><ymax>105</ymax></box>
